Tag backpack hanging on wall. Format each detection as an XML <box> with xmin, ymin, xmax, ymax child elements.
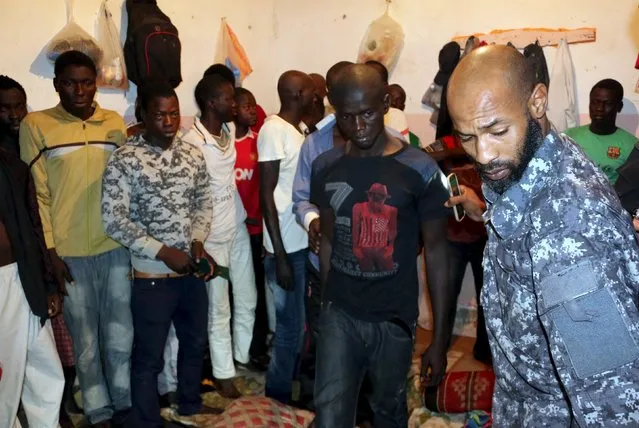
<box><xmin>124</xmin><ymin>0</ymin><xmax>182</xmax><ymax>88</ymax></box>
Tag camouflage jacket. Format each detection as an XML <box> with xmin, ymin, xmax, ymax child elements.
<box><xmin>482</xmin><ymin>131</ymin><xmax>639</xmax><ymax>427</ymax></box>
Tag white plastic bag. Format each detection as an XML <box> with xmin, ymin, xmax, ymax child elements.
<box><xmin>96</xmin><ymin>0</ymin><xmax>128</xmax><ymax>90</ymax></box>
<box><xmin>45</xmin><ymin>0</ymin><xmax>103</xmax><ymax>65</ymax></box>
<box><xmin>357</xmin><ymin>11</ymin><xmax>405</xmax><ymax>74</ymax></box>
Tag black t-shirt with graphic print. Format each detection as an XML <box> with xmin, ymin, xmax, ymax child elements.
<box><xmin>310</xmin><ymin>144</ymin><xmax>451</xmax><ymax>324</ymax></box>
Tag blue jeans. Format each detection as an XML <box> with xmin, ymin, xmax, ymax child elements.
<box><xmin>62</xmin><ymin>247</ymin><xmax>132</xmax><ymax>424</ymax></box>
<box><xmin>314</xmin><ymin>303</ymin><xmax>414</xmax><ymax>428</ymax></box>
<box><xmin>264</xmin><ymin>249</ymin><xmax>308</xmax><ymax>403</ymax></box>
<box><xmin>131</xmin><ymin>275</ymin><xmax>208</xmax><ymax>428</ymax></box>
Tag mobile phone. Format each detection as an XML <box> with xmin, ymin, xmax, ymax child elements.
<box><xmin>447</xmin><ymin>173</ymin><xmax>466</xmax><ymax>222</ymax></box>
<box><xmin>198</xmin><ymin>258</ymin><xmax>211</xmax><ymax>276</ymax></box>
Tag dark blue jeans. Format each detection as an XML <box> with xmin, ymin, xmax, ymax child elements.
<box><xmin>131</xmin><ymin>275</ymin><xmax>208</xmax><ymax>428</ymax></box>
<box><xmin>264</xmin><ymin>249</ymin><xmax>308</xmax><ymax>403</ymax></box>
<box><xmin>314</xmin><ymin>302</ymin><xmax>414</xmax><ymax>428</ymax></box>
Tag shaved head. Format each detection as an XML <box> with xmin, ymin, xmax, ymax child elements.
<box><xmin>326</xmin><ymin>61</ymin><xmax>353</xmax><ymax>90</ymax></box>
<box><xmin>388</xmin><ymin>84</ymin><xmax>406</xmax><ymax>111</ymax></box>
<box><xmin>330</xmin><ymin>64</ymin><xmax>387</xmax><ymax>107</ymax></box>
<box><xmin>277</xmin><ymin>70</ymin><xmax>314</xmax><ymax>109</ymax></box>
<box><xmin>447</xmin><ymin>45</ymin><xmax>548</xmax><ymax>195</ymax></box>
<box><xmin>309</xmin><ymin>73</ymin><xmax>327</xmax><ymax>99</ymax></box>
<box><xmin>331</xmin><ymin>64</ymin><xmax>390</xmax><ymax>150</ymax></box>
<box><xmin>449</xmin><ymin>45</ymin><xmax>537</xmax><ymax>111</ymax></box>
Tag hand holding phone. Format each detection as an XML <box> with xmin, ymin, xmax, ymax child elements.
<box><xmin>198</xmin><ymin>258</ymin><xmax>212</xmax><ymax>277</ymax></box>
<box><xmin>447</xmin><ymin>173</ymin><xmax>466</xmax><ymax>222</ymax></box>
<box><xmin>198</xmin><ymin>257</ymin><xmax>230</xmax><ymax>281</ymax></box>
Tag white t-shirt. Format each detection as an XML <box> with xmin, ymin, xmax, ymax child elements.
<box><xmin>183</xmin><ymin>118</ymin><xmax>246</xmax><ymax>244</ymax></box>
<box><xmin>257</xmin><ymin>115</ymin><xmax>308</xmax><ymax>254</ymax></box>
<box><xmin>384</xmin><ymin>107</ymin><xmax>410</xmax><ymax>142</ymax></box>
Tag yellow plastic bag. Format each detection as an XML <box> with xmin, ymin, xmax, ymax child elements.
<box><xmin>357</xmin><ymin>11</ymin><xmax>405</xmax><ymax>74</ymax></box>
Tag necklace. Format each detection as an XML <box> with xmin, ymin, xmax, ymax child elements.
<box><xmin>213</xmin><ymin>132</ymin><xmax>230</xmax><ymax>148</ymax></box>
<box><xmin>210</xmin><ymin>125</ymin><xmax>232</xmax><ymax>151</ymax></box>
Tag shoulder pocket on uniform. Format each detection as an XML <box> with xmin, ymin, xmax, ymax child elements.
<box><xmin>539</xmin><ymin>261</ymin><xmax>639</xmax><ymax>379</ymax></box>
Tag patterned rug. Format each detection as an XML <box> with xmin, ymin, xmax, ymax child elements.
<box><xmin>61</xmin><ymin>350</ymin><xmax>490</xmax><ymax>427</ymax></box>
<box><xmin>64</xmin><ymin>371</ymin><xmax>266</xmax><ymax>427</ymax></box>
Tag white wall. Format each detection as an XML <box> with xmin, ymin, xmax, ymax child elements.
<box><xmin>2</xmin><ymin>0</ymin><xmax>639</xmax><ymax>142</ymax></box>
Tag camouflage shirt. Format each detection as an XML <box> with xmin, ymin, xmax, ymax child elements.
<box><xmin>482</xmin><ymin>131</ymin><xmax>639</xmax><ymax>427</ymax></box>
<box><xmin>102</xmin><ymin>134</ymin><xmax>212</xmax><ymax>274</ymax></box>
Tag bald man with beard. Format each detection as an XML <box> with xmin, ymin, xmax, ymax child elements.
<box><xmin>258</xmin><ymin>70</ymin><xmax>315</xmax><ymax>403</ymax></box>
<box><xmin>446</xmin><ymin>45</ymin><xmax>639</xmax><ymax>426</ymax></box>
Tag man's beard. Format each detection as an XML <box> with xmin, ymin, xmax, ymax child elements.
<box><xmin>476</xmin><ymin>117</ymin><xmax>544</xmax><ymax>195</ymax></box>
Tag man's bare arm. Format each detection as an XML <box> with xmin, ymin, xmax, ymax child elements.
<box><xmin>260</xmin><ymin>161</ymin><xmax>286</xmax><ymax>256</ymax></box>
<box><xmin>259</xmin><ymin>160</ymin><xmax>294</xmax><ymax>289</ymax></box>
<box><xmin>420</xmin><ymin>217</ymin><xmax>454</xmax><ymax>386</ymax></box>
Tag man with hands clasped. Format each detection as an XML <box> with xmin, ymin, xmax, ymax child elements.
<box><xmin>102</xmin><ymin>81</ymin><xmax>215</xmax><ymax>428</ymax></box>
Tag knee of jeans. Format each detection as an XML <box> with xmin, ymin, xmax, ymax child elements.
<box><xmin>187</xmin><ymin>332</ymin><xmax>208</xmax><ymax>353</ymax></box>
<box><xmin>275</xmin><ymin>304</ymin><xmax>303</xmax><ymax>329</ymax></box>
<box><xmin>108</xmin><ymin>330</ymin><xmax>134</xmax><ymax>356</ymax></box>
<box><xmin>132</xmin><ymin>353</ymin><xmax>164</xmax><ymax>375</ymax></box>
<box><xmin>71</xmin><ymin>329</ymin><xmax>100</xmax><ymax>361</ymax></box>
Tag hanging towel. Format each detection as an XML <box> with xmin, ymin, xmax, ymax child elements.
<box><xmin>547</xmin><ymin>39</ymin><xmax>578</xmax><ymax>132</ymax></box>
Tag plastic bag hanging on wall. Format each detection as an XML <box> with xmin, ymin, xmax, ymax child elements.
<box><xmin>356</xmin><ymin>6</ymin><xmax>404</xmax><ymax>74</ymax></box>
<box><xmin>215</xmin><ymin>18</ymin><xmax>253</xmax><ymax>85</ymax></box>
<box><xmin>96</xmin><ymin>0</ymin><xmax>128</xmax><ymax>90</ymax></box>
<box><xmin>45</xmin><ymin>0</ymin><xmax>103</xmax><ymax>65</ymax></box>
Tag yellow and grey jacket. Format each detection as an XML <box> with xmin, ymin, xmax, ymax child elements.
<box><xmin>20</xmin><ymin>103</ymin><xmax>126</xmax><ymax>258</ymax></box>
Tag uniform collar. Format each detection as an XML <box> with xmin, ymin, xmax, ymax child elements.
<box><xmin>483</xmin><ymin>131</ymin><xmax>564</xmax><ymax>239</ymax></box>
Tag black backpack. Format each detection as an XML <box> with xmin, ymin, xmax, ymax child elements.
<box><xmin>124</xmin><ymin>0</ymin><xmax>182</xmax><ymax>88</ymax></box>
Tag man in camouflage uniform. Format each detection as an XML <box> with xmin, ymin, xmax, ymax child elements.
<box><xmin>446</xmin><ymin>45</ymin><xmax>639</xmax><ymax>427</ymax></box>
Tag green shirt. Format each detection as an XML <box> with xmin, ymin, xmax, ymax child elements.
<box><xmin>564</xmin><ymin>125</ymin><xmax>637</xmax><ymax>184</ymax></box>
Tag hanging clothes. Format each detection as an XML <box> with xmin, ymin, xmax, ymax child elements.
<box><xmin>547</xmin><ymin>39</ymin><xmax>579</xmax><ymax>132</ymax></box>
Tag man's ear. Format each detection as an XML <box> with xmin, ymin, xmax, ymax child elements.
<box><xmin>383</xmin><ymin>93</ymin><xmax>391</xmax><ymax>114</ymax></box>
<box><xmin>528</xmin><ymin>83</ymin><xmax>548</xmax><ymax>120</ymax></box>
<box><xmin>618</xmin><ymin>100</ymin><xmax>624</xmax><ymax>113</ymax></box>
<box><xmin>53</xmin><ymin>77</ymin><xmax>60</xmax><ymax>94</ymax></box>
